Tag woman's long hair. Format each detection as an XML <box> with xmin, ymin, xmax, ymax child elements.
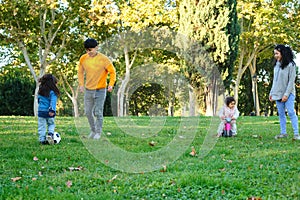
<box><xmin>274</xmin><ymin>44</ymin><xmax>296</xmax><ymax>69</ymax></box>
<box><xmin>38</xmin><ymin>74</ymin><xmax>60</xmax><ymax>97</ymax></box>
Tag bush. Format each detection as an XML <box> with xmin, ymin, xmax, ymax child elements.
<box><xmin>0</xmin><ymin>66</ymin><xmax>35</xmax><ymax>116</ymax></box>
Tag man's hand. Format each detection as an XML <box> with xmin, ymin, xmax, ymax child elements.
<box><xmin>108</xmin><ymin>86</ymin><xmax>113</xmax><ymax>92</ymax></box>
<box><xmin>79</xmin><ymin>86</ymin><xmax>85</xmax><ymax>93</ymax></box>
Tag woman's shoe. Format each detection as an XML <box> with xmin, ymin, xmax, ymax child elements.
<box><xmin>275</xmin><ymin>134</ymin><xmax>288</xmax><ymax>139</ymax></box>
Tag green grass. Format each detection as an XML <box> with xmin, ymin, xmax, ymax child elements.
<box><xmin>0</xmin><ymin>116</ymin><xmax>299</xmax><ymax>199</ymax></box>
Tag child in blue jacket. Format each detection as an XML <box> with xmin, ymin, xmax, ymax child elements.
<box><xmin>38</xmin><ymin>74</ymin><xmax>60</xmax><ymax>145</ymax></box>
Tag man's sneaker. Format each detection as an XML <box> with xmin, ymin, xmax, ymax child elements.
<box><xmin>293</xmin><ymin>135</ymin><xmax>300</xmax><ymax>140</ymax></box>
<box><xmin>46</xmin><ymin>133</ymin><xmax>54</xmax><ymax>145</ymax></box>
<box><xmin>93</xmin><ymin>133</ymin><xmax>101</xmax><ymax>140</ymax></box>
<box><xmin>88</xmin><ymin>132</ymin><xmax>96</xmax><ymax>139</ymax></box>
<box><xmin>275</xmin><ymin>134</ymin><xmax>288</xmax><ymax>139</ymax></box>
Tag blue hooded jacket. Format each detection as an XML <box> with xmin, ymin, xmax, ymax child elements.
<box><xmin>38</xmin><ymin>90</ymin><xmax>58</xmax><ymax>118</ymax></box>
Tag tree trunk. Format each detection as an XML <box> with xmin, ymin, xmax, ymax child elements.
<box><xmin>205</xmin><ymin>73</ymin><xmax>219</xmax><ymax>116</ymax></box>
<box><xmin>18</xmin><ymin>40</ymin><xmax>39</xmax><ymax>116</ymax></box>
<box><xmin>251</xmin><ymin>78</ymin><xmax>260</xmax><ymax>116</ymax></box>
<box><xmin>117</xmin><ymin>75</ymin><xmax>129</xmax><ymax>117</ymax></box>
<box><xmin>117</xmin><ymin>45</ymin><xmax>132</xmax><ymax>117</ymax></box>
<box><xmin>72</xmin><ymin>97</ymin><xmax>79</xmax><ymax>117</ymax></box>
<box><xmin>168</xmin><ymin>100</ymin><xmax>174</xmax><ymax>117</ymax></box>
<box><xmin>188</xmin><ymin>85</ymin><xmax>195</xmax><ymax>116</ymax></box>
<box><xmin>233</xmin><ymin>47</ymin><xmax>257</xmax><ymax>106</ymax></box>
<box><xmin>249</xmin><ymin>55</ymin><xmax>260</xmax><ymax>116</ymax></box>
<box><xmin>33</xmin><ymin>85</ymin><xmax>39</xmax><ymax>116</ymax></box>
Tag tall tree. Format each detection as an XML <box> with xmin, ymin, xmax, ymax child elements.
<box><xmin>0</xmin><ymin>0</ymin><xmax>90</xmax><ymax>116</ymax></box>
<box><xmin>235</xmin><ymin>0</ymin><xmax>300</xmax><ymax>115</ymax></box>
<box><xmin>88</xmin><ymin>0</ymin><xmax>177</xmax><ymax>116</ymax></box>
<box><xmin>178</xmin><ymin>0</ymin><xmax>240</xmax><ymax>116</ymax></box>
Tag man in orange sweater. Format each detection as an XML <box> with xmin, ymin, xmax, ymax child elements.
<box><xmin>78</xmin><ymin>38</ymin><xmax>116</xmax><ymax>139</ymax></box>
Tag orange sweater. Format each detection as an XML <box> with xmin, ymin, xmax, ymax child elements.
<box><xmin>78</xmin><ymin>53</ymin><xmax>116</xmax><ymax>90</ymax></box>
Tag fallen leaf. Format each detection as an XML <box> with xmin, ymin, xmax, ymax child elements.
<box><xmin>149</xmin><ymin>141</ymin><xmax>155</xmax><ymax>146</ymax></box>
<box><xmin>170</xmin><ymin>180</ymin><xmax>176</xmax><ymax>185</ymax></box>
<box><xmin>33</xmin><ymin>156</ymin><xmax>38</xmax><ymax>161</ymax></box>
<box><xmin>219</xmin><ymin>168</ymin><xmax>226</xmax><ymax>172</ymax></box>
<box><xmin>189</xmin><ymin>147</ymin><xmax>196</xmax><ymax>156</ymax></box>
<box><xmin>160</xmin><ymin>165</ymin><xmax>167</xmax><ymax>172</ymax></box>
<box><xmin>107</xmin><ymin>175</ymin><xmax>117</xmax><ymax>183</ymax></box>
<box><xmin>66</xmin><ymin>180</ymin><xmax>72</xmax><ymax>188</ymax></box>
<box><xmin>248</xmin><ymin>197</ymin><xmax>262</xmax><ymax>200</ymax></box>
<box><xmin>11</xmin><ymin>177</ymin><xmax>22</xmax><ymax>182</ymax></box>
<box><xmin>260</xmin><ymin>164</ymin><xmax>263</xmax><ymax>169</ymax></box>
<box><xmin>111</xmin><ymin>175</ymin><xmax>117</xmax><ymax>181</ymax></box>
<box><xmin>32</xmin><ymin>178</ymin><xmax>37</xmax><ymax>181</ymax></box>
<box><xmin>68</xmin><ymin>166</ymin><xmax>83</xmax><ymax>171</ymax></box>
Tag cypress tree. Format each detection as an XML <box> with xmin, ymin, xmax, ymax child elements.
<box><xmin>179</xmin><ymin>0</ymin><xmax>240</xmax><ymax>90</ymax></box>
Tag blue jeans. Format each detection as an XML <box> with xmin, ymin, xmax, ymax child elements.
<box><xmin>84</xmin><ymin>89</ymin><xmax>106</xmax><ymax>134</ymax></box>
<box><xmin>275</xmin><ymin>94</ymin><xmax>299</xmax><ymax>135</ymax></box>
<box><xmin>38</xmin><ymin>117</ymin><xmax>55</xmax><ymax>142</ymax></box>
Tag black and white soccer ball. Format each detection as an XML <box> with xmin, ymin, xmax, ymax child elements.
<box><xmin>53</xmin><ymin>132</ymin><xmax>61</xmax><ymax>144</ymax></box>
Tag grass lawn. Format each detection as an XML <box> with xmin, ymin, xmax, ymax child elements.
<box><xmin>0</xmin><ymin>116</ymin><xmax>299</xmax><ymax>199</ymax></box>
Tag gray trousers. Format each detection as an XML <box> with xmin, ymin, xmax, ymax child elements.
<box><xmin>84</xmin><ymin>89</ymin><xmax>106</xmax><ymax>134</ymax></box>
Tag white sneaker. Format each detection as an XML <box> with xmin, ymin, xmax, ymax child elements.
<box><xmin>275</xmin><ymin>134</ymin><xmax>288</xmax><ymax>139</ymax></box>
<box><xmin>88</xmin><ymin>132</ymin><xmax>96</xmax><ymax>139</ymax></box>
<box><xmin>293</xmin><ymin>135</ymin><xmax>300</xmax><ymax>140</ymax></box>
<box><xmin>46</xmin><ymin>135</ymin><xmax>54</xmax><ymax>145</ymax></box>
<box><xmin>93</xmin><ymin>133</ymin><xmax>101</xmax><ymax>140</ymax></box>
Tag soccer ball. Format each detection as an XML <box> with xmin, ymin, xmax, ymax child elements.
<box><xmin>53</xmin><ymin>132</ymin><xmax>61</xmax><ymax>144</ymax></box>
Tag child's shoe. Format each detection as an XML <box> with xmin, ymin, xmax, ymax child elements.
<box><xmin>46</xmin><ymin>133</ymin><xmax>54</xmax><ymax>145</ymax></box>
<box><xmin>40</xmin><ymin>141</ymin><xmax>49</xmax><ymax>145</ymax></box>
